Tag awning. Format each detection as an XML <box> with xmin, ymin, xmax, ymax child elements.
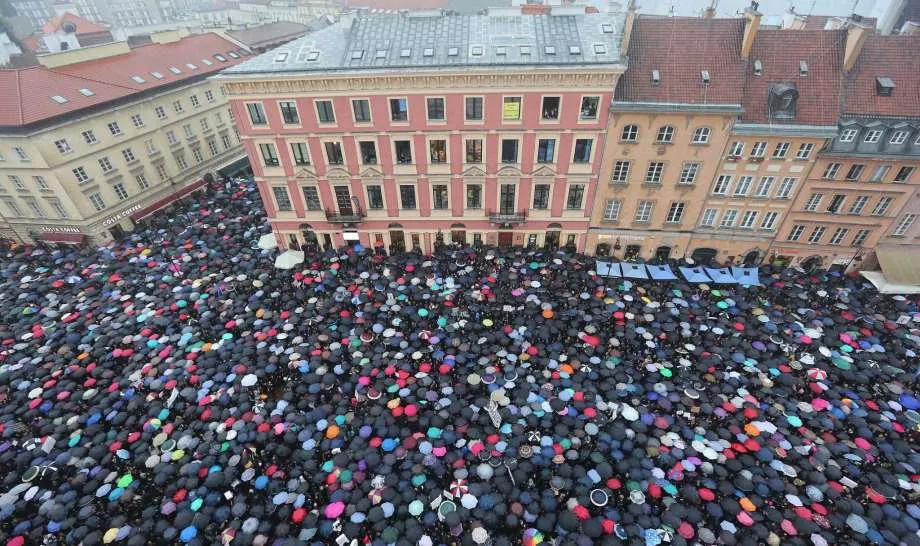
<box><xmin>130</xmin><ymin>178</ymin><xmax>206</xmax><ymax>222</ymax></box>
<box><xmin>41</xmin><ymin>232</ymin><xmax>86</xmax><ymax>245</ymax></box>
<box><xmin>860</xmin><ymin>271</ymin><xmax>920</xmax><ymax>294</ymax></box>
<box><xmin>875</xmin><ymin>247</ymin><xmax>920</xmax><ymax>285</ymax></box>
<box><xmin>218</xmin><ymin>156</ymin><xmax>251</xmax><ymax>177</ymax></box>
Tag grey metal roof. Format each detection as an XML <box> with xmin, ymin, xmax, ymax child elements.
<box><xmin>221</xmin><ymin>10</ymin><xmax>626</xmax><ymax>76</ymax></box>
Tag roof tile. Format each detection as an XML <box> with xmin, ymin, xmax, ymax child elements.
<box><xmin>843</xmin><ymin>33</ymin><xmax>920</xmax><ymax>118</ymax></box>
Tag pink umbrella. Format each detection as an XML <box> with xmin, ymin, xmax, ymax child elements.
<box><xmin>324</xmin><ymin>501</ymin><xmax>345</xmax><ymax>519</ymax></box>
<box><xmin>450</xmin><ymin>479</ymin><xmax>469</xmax><ymax>497</ymax></box>
<box><xmin>806</xmin><ymin>368</ymin><xmax>827</xmax><ymax>381</ymax></box>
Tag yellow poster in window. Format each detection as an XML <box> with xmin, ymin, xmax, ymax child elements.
<box><xmin>503</xmin><ymin>100</ymin><xmax>520</xmax><ymax>120</ymax></box>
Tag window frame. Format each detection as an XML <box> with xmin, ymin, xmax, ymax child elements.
<box><xmin>291</xmin><ymin>142</ymin><xmax>310</xmax><ymax>166</ymax></box>
<box><xmin>532</xmin><ymin>183</ymin><xmax>551</xmax><ymax>210</ymax></box>
<box><xmin>390</xmin><ymin>98</ymin><xmax>409</xmax><ymax>122</ymax></box>
<box><xmin>621</xmin><ymin>124</ymin><xmax>639</xmax><ymax>142</ymax></box>
<box><xmin>465</xmin><ymin>96</ymin><xmax>484</xmax><ymax>122</ymax></box>
<box><xmin>893</xmin><ymin>213</ymin><xmax>916</xmax><ymax>236</ymax></box>
<box><xmin>579</xmin><ymin>96</ymin><xmax>600</xmax><ymax>121</ymax></box>
<box><xmin>278</xmin><ymin>101</ymin><xmax>300</xmax><ymax>125</ymax></box>
<box><xmin>324</xmin><ymin>141</ymin><xmax>344</xmax><ymax>165</ymax></box>
<box><xmin>602</xmin><ymin>199</ymin><xmax>622</xmax><ymax>221</ymax></box>
<box><xmin>502</xmin><ymin>96</ymin><xmax>522</xmax><ymax>122</ymax></box>
<box><xmin>655</xmin><ymin>125</ymin><xmax>675</xmax><ymax>144</ymax></box>
<box><xmin>644</xmin><ymin>162</ymin><xmax>664</xmax><ymax>184</ymax></box>
<box><xmin>665</xmin><ymin>201</ymin><xmax>685</xmax><ymax>224</ymax></box>
<box><xmin>678</xmin><ymin>162</ymin><xmax>700</xmax><ymax>185</ymax></box>
<box><xmin>246</xmin><ymin>102</ymin><xmax>267</xmax><ymax>125</ymax></box>
<box><xmin>426</xmin><ymin>97</ymin><xmax>446</xmax><ymax>122</ymax></box>
<box><xmin>315</xmin><ymin>100</ymin><xmax>336</xmax><ymax>124</ymax></box>
<box><xmin>700</xmin><ymin>208</ymin><xmax>718</xmax><ymax>227</ymax></box>
<box><xmin>691</xmin><ymin>127</ymin><xmax>711</xmax><ymax>144</ymax></box>
<box><xmin>611</xmin><ymin>160</ymin><xmax>631</xmax><ymax>184</ymax></box>
<box><xmin>634</xmin><ymin>200</ymin><xmax>654</xmax><ymax>223</ymax></box>
<box><xmin>399</xmin><ymin>184</ymin><xmax>417</xmax><ymax>210</ymax></box>
<box><xmin>839</xmin><ymin>129</ymin><xmax>857</xmax><ymax>143</ymax></box>
<box><xmin>352</xmin><ymin>99</ymin><xmax>372</xmax><ymax>123</ymax></box>
<box><xmin>565</xmin><ymin>183</ymin><xmax>585</xmax><ymax>210</ymax></box>
<box><xmin>772</xmin><ymin>142</ymin><xmax>790</xmax><ymax>158</ymax></box>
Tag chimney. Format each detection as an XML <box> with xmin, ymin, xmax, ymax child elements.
<box><xmin>902</xmin><ymin>21</ymin><xmax>920</xmax><ymax>35</ymax></box>
<box><xmin>741</xmin><ymin>3</ymin><xmax>762</xmax><ymax>59</ymax></box>
<box><xmin>703</xmin><ymin>6</ymin><xmax>716</xmax><ymax>19</ymax></box>
<box><xmin>843</xmin><ymin>23</ymin><xmax>871</xmax><ymax>72</ymax></box>
<box><xmin>619</xmin><ymin>2</ymin><xmax>637</xmax><ymax>58</ymax></box>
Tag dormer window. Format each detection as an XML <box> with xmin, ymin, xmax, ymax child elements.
<box><xmin>876</xmin><ymin>76</ymin><xmax>895</xmax><ymax>96</ymax></box>
<box><xmin>651</xmin><ymin>69</ymin><xmax>660</xmax><ymax>86</ymax></box>
<box><xmin>799</xmin><ymin>61</ymin><xmax>808</xmax><ymax>77</ymax></box>
<box><xmin>700</xmin><ymin>70</ymin><xmax>710</xmax><ymax>84</ymax></box>
<box><xmin>754</xmin><ymin>60</ymin><xmax>762</xmax><ymax>75</ymax></box>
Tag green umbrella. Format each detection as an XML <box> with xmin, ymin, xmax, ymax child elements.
<box><xmin>117</xmin><ymin>474</ymin><xmax>133</xmax><ymax>488</ymax></box>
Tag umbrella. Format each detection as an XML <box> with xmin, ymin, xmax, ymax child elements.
<box><xmin>275</xmin><ymin>251</ymin><xmax>305</xmax><ymax>270</ymax></box>
<box><xmin>257</xmin><ymin>234</ymin><xmax>279</xmax><ymax>250</ymax></box>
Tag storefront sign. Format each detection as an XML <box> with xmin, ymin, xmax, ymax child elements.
<box><xmin>833</xmin><ymin>255</ymin><xmax>854</xmax><ymax>266</ymax></box>
<box><xmin>40</xmin><ymin>226</ymin><xmax>82</xmax><ymax>233</ymax></box>
<box><xmin>343</xmin><ymin>232</ymin><xmax>360</xmax><ymax>241</ymax></box>
<box><xmin>102</xmin><ymin>204</ymin><xmax>143</xmax><ymax>227</ymax></box>
<box><xmin>774</xmin><ymin>248</ymin><xmax>801</xmax><ymax>255</ymax></box>
<box><xmin>597</xmin><ymin>234</ymin><xmax>645</xmax><ymax>242</ymax></box>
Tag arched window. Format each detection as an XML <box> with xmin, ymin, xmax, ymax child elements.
<box><xmin>621</xmin><ymin>124</ymin><xmax>639</xmax><ymax>142</ymax></box>
<box><xmin>656</xmin><ymin>125</ymin><xmax>675</xmax><ymax>143</ymax></box>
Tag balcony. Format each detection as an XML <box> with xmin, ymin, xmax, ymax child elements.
<box><xmin>487</xmin><ymin>210</ymin><xmax>527</xmax><ymax>225</ymax></box>
<box><xmin>324</xmin><ymin>209</ymin><xmax>366</xmax><ymax>224</ymax></box>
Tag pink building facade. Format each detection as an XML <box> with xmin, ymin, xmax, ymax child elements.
<box><xmin>220</xmin><ymin>9</ymin><xmax>626</xmax><ymax>254</ymax></box>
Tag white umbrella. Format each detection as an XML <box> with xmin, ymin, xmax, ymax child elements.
<box><xmin>274</xmin><ymin>250</ymin><xmax>305</xmax><ymax>270</ymax></box>
<box><xmin>257</xmin><ymin>234</ymin><xmax>278</xmax><ymax>250</ymax></box>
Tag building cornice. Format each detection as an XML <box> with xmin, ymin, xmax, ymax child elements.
<box><xmin>732</xmin><ymin>123</ymin><xmax>838</xmax><ymax>139</ymax></box>
<box><xmin>610</xmin><ymin>101</ymin><xmax>743</xmax><ymax>114</ymax></box>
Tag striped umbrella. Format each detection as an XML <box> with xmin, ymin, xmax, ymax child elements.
<box><xmin>806</xmin><ymin>368</ymin><xmax>828</xmax><ymax>381</ymax></box>
<box><xmin>449</xmin><ymin>479</ymin><xmax>469</xmax><ymax>497</ymax></box>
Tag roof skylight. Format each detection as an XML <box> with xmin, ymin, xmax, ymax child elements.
<box><xmin>51</xmin><ymin>95</ymin><xmax>68</xmax><ymax>104</ymax></box>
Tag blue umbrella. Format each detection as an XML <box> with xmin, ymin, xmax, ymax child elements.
<box><xmin>180</xmin><ymin>526</ymin><xmax>197</xmax><ymax>542</ymax></box>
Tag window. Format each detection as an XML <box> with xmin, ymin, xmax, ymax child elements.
<box><xmin>215</xmin><ymin>112</ymin><xmax>224</xmax><ymax>126</ymax></box>
<box><xmin>761</xmin><ymin>211</ymin><xmax>779</xmax><ymax>230</ymax></box>
<box><xmin>839</xmin><ymin>129</ymin><xmax>857</xmax><ymax>143</ymax></box>
<box><xmin>465</xmin><ymin>97</ymin><xmax>483</xmax><ymax>121</ymax></box>
<box><xmin>54</xmin><ymin>139</ymin><xmax>72</xmax><ymax>154</ymax></box>
<box><xmin>754</xmin><ymin>176</ymin><xmax>774</xmax><ymax>197</ymax></box>
<box><xmin>679</xmin><ymin>163</ymin><xmax>699</xmax><ymax>185</ymax></box>
<box><xmin>828</xmin><ymin>227</ymin><xmax>849</xmax><ymax>245</ymax></box>
<box><xmin>729</xmin><ymin>141</ymin><xmax>744</xmax><ymax>156</ymax></box>
<box><xmin>666</xmin><ymin>202</ymin><xmax>685</xmax><ymax>223</ymax></box>
<box><xmin>889</xmin><ymin>131</ymin><xmax>908</xmax><ymax>145</ymax></box>
<box><xmin>656</xmin><ymin>125</ymin><xmax>674</xmax><ymax>143</ymax></box>
<box><xmin>135</xmin><ymin>173</ymin><xmax>149</xmax><ymax>189</ymax></box>
<box><xmin>3</xmin><ymin>199</ymin><xmax>22</xmax><ymax>216</ymax></box>
<box><xmin>713</xmin><ymin>175</ymin><xmax>731</xmax><ymax>195</ymax></box>
<box><xmin>871</xmin><ymin>197</ymin><xmax>893</xmax><ymax>216</ymax></box>
<box><xmin>272</xmin><ymin>186</ymin><xmax>292</xmax><ymax>211</ymax></box>
<box><xmin>316</xmin><ymin>100</ymin><xmax>335</xmax><ymax>124</ymax></box>
<box><xmin>82</xmin><ymin>130</ymin><xmax>98</xmax><ymax>144</ymax></box>
<box><xmin>612</xmin><ymin>161</ymin><xmax>630</xmax><ymax>184</ymax></box>
<box><xmin>366</xmin><ymin>186</ymin><xmax>383</xmax><ymax>210</ymax></box>
<box><xmin>852</xmin><ymin>229</ymin><xmax>871</xmax><ymax>246</ymax></box>
<box><xmin>12</xmin><ymin>147</ymin><xmax>28</xmax><ymax>161</ymax></box>
<box><xmin>191</xmin><ymin>146</ymin><xmax>203</xmax><ymax>164</ymax></box>
<box><xmin>33</xmin><ymin>176</ymin><xmax>49</xmax><ymax>190</ymax></box>
<box><xmin>621</xmin><ymin>124</ymin><xmax>639</xmax><ymax>142</ymax></box>
<box><xmin>247</xmin><ymin>103</ymin><xmax>266</xmax><ymax>125</ymax></box>
<box><xmin>174</xmin><ymin>152</ymin><xmax>188</xmax><ymax>170</ymax></box>
<box><xmin>107</xmin><ymin>122</ymin><xmax>122</xmax><ymax>136</ymax></box>
<box><xmin>541</xmin><ymin>96</ymin><xmax>560</xmax><ymax>120</ymax></box>
<box><xmin>528</xmin><ymin>184</ymin><xmax>548</xmax><ymax>210</ymax></box>
<box><xmin>205</xmin><ymin>90</ymin><xmax>214</xmax><ymax>102</ymax></box>
<box><xmin>429</xmin><ymin>140</ymin><xmax>447</xmax><ymax>163</ymax></box>
<box><xmin>700</xmin><ymin>208</ymin><xmax>717</xmax><ymax>227</ymax></box>
<box><xmin>603</xmin><ymin>199</ymin><xmax>621</xmax><ymax>221</ymax></box>
<box><xmin>796</xmin><ymin>143</ymin><xmax>814</xmax><ymax>160</ymax></box>
<box><xmin>8</xmin><ymin>175</ymin><xmax>24</xmax><ymax>189</ymax></box>
<box><xmin>826</xmin><ymin>194</ymin><xmax>847</xmax><ymax>214</ymax></box>
<box><xmin>128</xmin><ymin>114</ymin><xmax>143</xmax><ymax>128</ymax></box>
<box><xmin>279</xmin><ymin>101</ymin><xmax>299</xmax><ymax>124</ymax></box>
<box><xmin>645</xmin><ymin>162</ymin><xmax>664</xmax><ymax>184</ymax></box>
<box><xmin>537</xmin><ymin>139</ymin><xmax>556</xmax><ymax>163</ymax></box>
<box><xmin>719</xmin><ymin>209</ymin><xmax>738</xmax><ymax>228</ymax></box>
<box><xmin>501</xmin><ymin>139</ymin><xmax>518</xmax><ymax>163</ymax></box>
<box><xmin>502</xmin><ymin>97</ymin><xmax>521</xmax><ymax>121</ymax></box>
<box><xmin>573</xmin><ymin>139</ymin><xmax>593</xmax><ymax>163</ymax></box>
<box><xmin>324</xmin><ymin>142</ymin><xmax>343</xmax><ymax>165</ymax></box>
<box><xmin>894</xmin><ymin>214</ymin><xmax>916</xmax><ymax>236</ymax></box>
<box><xmin>155</xmin><ymin>163</ymin><xmax>168</xmax><ymax>181</ymax></box>
<box><xmin>432</xmin><ymin>184</ymin><xmax>448</xmax><ymax>209</ymax></box>
<box><xmin>182</xmin><ymin>124</ymin><xmax>195</xmax><ymax>139</ymax></box>
<box><xmin>807</xmin><ymin>226</ymin><xmax>826</xmax><ymax>244</ymax></box>
<box><xmin>580</xmin><ymin>96</ymin><xmax>599</xmax><ymax>120</ymax></box>
<box><xmin>399</xmin><ymin>185</ymin><xmax>416</xmax><ymax>209</ymax></box>
<box><xmin>351</xmin><ymin>141</ymin><xmax>373</xmax><ymax>165</ymax></box>
<box><xmin>739</xmin><ymin>210</ymin><xmax>758</xmax><ymax>228</ymax></box>
<box><xmin>466</xmin><ymin>184</ymin><xmax>482</xmax><ymax>209</ymax></box>
<box><xmin>750</xmin><ymin>141</ymin><xmax>767</xmax><ymax>157</ymax></box>
<box><xmin>302</xmin><ymin>186</ymin><xmax>322</xmax><ymax>210</ymax></box>
<box><xmin>772</xmin><ymin>142</ymin><xmax>790</xmax><ymax>158</ymax></box>
<box><xmin>98</xmin><ymin>157</ymin><xmax>114</xmax><ymax>173</ymax></box>
<box><xmin>88</xmin><ymin>192</ymin><xmax>106</xmax><ymax>212</ymax></box>
<box><xmin>198</xmin><ymin>118</ymin><xmax>209</xmax><ymax>133</ymax></box>
<box><xmin>776</xmin><ymin>177</ymin><xmax>796</xmax><ymax>199</ymax></box>
<box><xmin>733</xmin><ymin>176</ymin><xmax>753</xmax><ymax>196</ymax></box>
<box><xmin>166</xmin><ymin>131</ymin><xmax>178</xmax><ymax>145</ymax></box>
<box><xmin>173</xmin><ymin>100</ymin><xmax>184</xmax><ymax>114</ymax></box>
<box><xmin>804</xmin><ymin>193</ymin><xmax>823</xmax><ymax>211</ymax></box>
<box><xmin>351</xmin><ymin>99</ymin><xmax>371</xmax><ymax>123</ymax></box>
<box><xmin>635</xmin><ymin>200</ymin><xmax>653</xmax><ymax>222</ymax></box>
<box><xmin>113</xmin><ymin>182</ymin><xmax>129</xmax><ymax>201</ymax></box>
<box><xmin>390</xmin><ymin>98</ymin><xmax>408</xmax><ymax>122</ymax></box>
<box><xmin>692</xmin><ymin>127</ymin><xmax>711</xmax><ymax>144</ymax></box>
<box><xmin>394</xmin><ymin>141</ymin><xmax>412</xmax><ymax>164</ymax></box>
<box><xmin>257</xmin><ymin>143</ymin><xmax>278</xmax><ymax>167</ymax></box>
<box><xmin>894</xmin><ymin>166</ymin><xmax>915</xmax><ymax>183</ymax></box>
<box><xmin>823</xmin><ymin>163</ymin><xmax>841</xmax><ymax>179</ymax></box>
<box><xmin>844</xmin><ymin>195</ymin><xmax>868</xmax><ymax>215</ymax></box>
<box><xmin>221</xmin><ymin>134</ymin><xmax>232</xmax><ymax>150</ymax></box>
<box><xmin>863</xmin><ymin>130</ymin><xmax>883</xmax><ymax>143</ymax></box>
<box><xmin>465</xmin><ymin>139</ymin><xmax>482</xmax><ymax>163</ymax></box>
<box><xmin>566</xmin><ymin>184</ymin><xmax>585</xmax><ymax>209</ymax></box>
<box><xmin>122</xmin><ymin>148</ymin><xmax>136</xmax><ymax>163</ymax></box>
<box><xmin>427</xmin><ymin>98</ymin><xmax>445</xmax><ymax>121</ymax></box>
<box><xmin>49</xmin><ymin>199</ymin><xmax>68</xmax><ymax>218</ymax></box>
<box><xmin>845</xmin><ymin>164</ymin><xmax>865</xmax><ymax>181</ymax></box>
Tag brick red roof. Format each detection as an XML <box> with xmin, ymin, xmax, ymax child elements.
<box><xmin>802</xmin><ymin>15</ymin><xmax>877</xmax><ymax>30</ymax></box>
<box><xmin>0</xmin><ymin>33</ymin><xmax>244</xmax><ymax>127</ymax></box>
<box><xmin>42</xmin><ymin>12</ymin><xmax>108</xmax><ymax>35</ymax></box>
<box><xmin>741</xmin><ymin>29</ymin><xmax>844</xmax><ymax>125</ymax></box>
<box><xmin>344</xmin><ymin>0</ymin><xmax>448</xmax><ymax>9</ymax></box>
<box><xmin>843</xmin><ymin>33</ymin><xmax>920</xmax><ymax>118</ymax></box>
<box><xmin>615</xmin><ymin>16</ymin><xmax>746</xmax><ymax>106</ymax></box>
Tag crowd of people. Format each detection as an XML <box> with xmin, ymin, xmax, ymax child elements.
<box><xmin>0</xmin><ymin>176</ymin><xmax>918</xmax><ymax>546</ymax></box>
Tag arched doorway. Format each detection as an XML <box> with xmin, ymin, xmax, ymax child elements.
<box><xmin>388</xmin><ymin>223</ymin><xmax>406</xmax><ymax>254</ymax></box>
<box><xmin>299</xmin><ymin>223</ymin><xmax>318</xmax><ymax>253</ymax></box>
<box><xmin>743</xmin><ymin>249</ymin><xmax>762</xmax><ymax>266</ymax></box>
<box><xmin>544</xmin><ymin>223</ymin><xmax>562</xmax><ymax>251</ymax></box>
<box><xmin>624</xmin><ymin>244</ymin><xmax>641</xmax><ymax>260</ymax></box>
<box><xmin>450</xmin><ymin>223</ymin><xmax>466</xmax><ymax>246</ymax></box>
<box><xmin>595</xmin><ymin>243</ymin><xmax>611</xmax><ymax>257</ymax></box>
<box><xmin>690</xmin><ymin>247</ymin><xmax>718</xmax><ymax>265</ymax></box>
<box><xmin>655</xmin><ymin>246</ymin><xmax>672</xmax><ymax>261</ymax></box>
<box><xmin>801</xmin><ymin>255</ymin><xmax>824</xmax><ymax>273</ymax></box>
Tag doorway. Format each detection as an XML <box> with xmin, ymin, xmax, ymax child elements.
<box><xmin>322</xmin><ymin>233</ymin><xmax>333</xmax><ymax>251</ymax></box>
<box><xmin>544</xmin><ymin>231</ymin><xmax>560</xmax><ymax>251</ymax></box>
<box><xmin>595</xmin><ymin>243</ymin><xmax>611</xmax><ymax>257</ymax></box>
<box><xmin>743</xmin><ymin>250</ymin><xmax>761</xmax><ymax>266</ymax></box>
<box><xmin>334</xmin><ymin>186</ymin><xmax>353</xmax><ymax>215</ymax></box>
<box><xmin>690</xmin><ymin>247</ymin><xmax>718</xmax><ymax>265</ymax></box>
<box><xmin>451</xmin><ymin>230</ymin><xmax>466</xmax><ymax>246</ymax></box>
<box><xmin>564</xmin><ymin>234</ymin><xmax>577</xmax><ymax>251</ymax></box>
<box><xmin>624</xmin><ymin>244</ymin><xmax>641</xmax><ymax>260</ymax></box>
<box><xmin>109</xmin><ymin>224</ymin><xmax>126</xmax><ymax>241</ymax></box>
<box><xmin>498</xmin><ymin>231</ymin><xmax>514</xmax><ymax>248</ymax></box>
<box><xmin>389</xmin><ymin>230</ymin><xmax>406</xmax><ymax>253</ymax></box>
<box><xmin>499</xmin><ymin>184</ymin><xmax>516</xmax><ymax>215</ymax></box>
<box><xmin>655</xmin><ymin>246</ymin><xmax>672</xmax><ymax>261</ymax></box>
<box><xmin>801</xmin><ymin>255</ymin><xmax>824</xmax><ymax>273</ymax></box>
<box><xmin>300</xmin><ymin>224</ymin><xmax>318</xmax><ymax>253</ymax></box>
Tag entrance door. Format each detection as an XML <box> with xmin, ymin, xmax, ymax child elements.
<box><xmin>498</xmin><ymin>231</ymin><xmax>514</xmax><ymax>248</ymax></box>
<box><xmin>390</xmin><ymin>230</ymin><xmax>406</xmax><ymax>253</ymax></box>
<box><xmin>544</xmin><ymin>230</ymin><xmax>560</xmax><ymax>251</ymax></box>
<box><xmin>499</xmin><ymin>184</ymin><xmax>516</xmax><ymax>215</ymax></box>
<box><xmin>655</xmin><ymin>246</ymin><xmax>672</xmax><ymax>261</ymax></box>
<box><xmin>451</xmin><ymin>230</ymin><xmax>466</xmax><ymax>245</ymax></box>
<box><xmin>334</xmin><ymin>186</ymin><xmax>353</xmax><ymax>215</ymax></box>
<box><xmin>691</xmin><ymin>247</ymin><xmax>718</xmax><ymax>265</ymax></box>
<box><xmin>624</xmin><ymin>244</ymin><xmax>641</xmax><ymax>260</ymax></box>
<box><xmin>595</xmin><ymin>243</ymin><xmax>611</xmax><ymax>257</ymax></box>
<box><xmin>322</xmin><ymin>233</ymin><xmax>333</xmax><ymax>251</ymax></box>
<box><xmin>109</xmin><ymin>224</ymin><xmax>126</xmax><ymax>241</ymax></box>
